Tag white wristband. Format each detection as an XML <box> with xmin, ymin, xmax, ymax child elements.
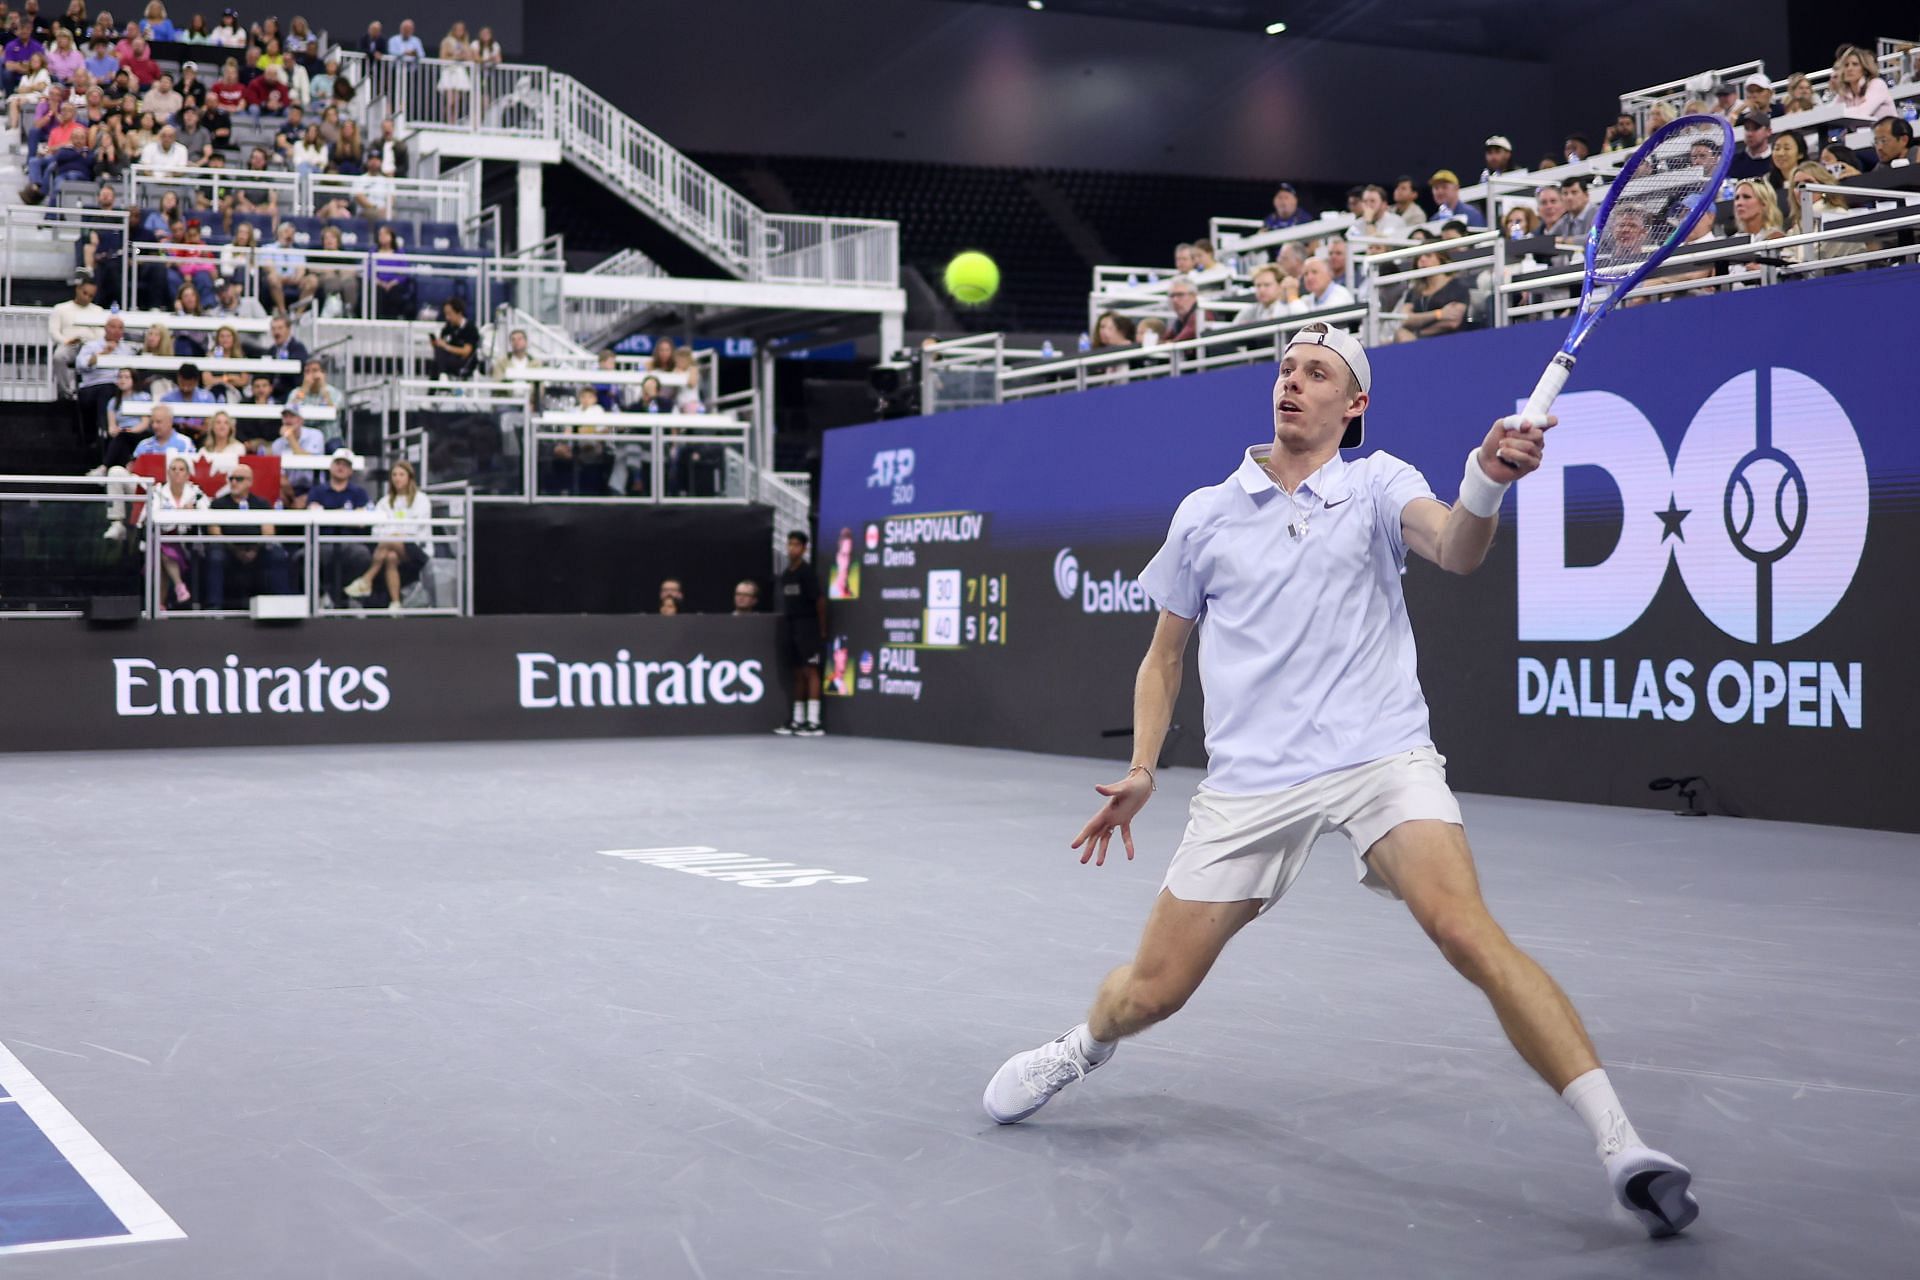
<box><xmin>1457</xmin><ymin>448</ymin><xmax>1511</xmax><ymax>518</ymax></box>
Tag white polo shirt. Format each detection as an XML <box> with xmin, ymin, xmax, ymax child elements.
<box><xmin>1140</xmin><ymin>445</ymin><xmax>1437</xmax><ymax>795</ymax></box>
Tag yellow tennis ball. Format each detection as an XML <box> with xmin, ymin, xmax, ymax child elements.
<box><xmin>944</xmin><ymin>251</ymin><xmax>1000</xmax><ymax>305</ymax></box>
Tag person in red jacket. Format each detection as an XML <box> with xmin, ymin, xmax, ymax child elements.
<box><xmin>119</xmin><ymin>35</ymin><xmax>159</xmax><ymax>87</ymax></box>
<box><xmin>206</xmin><ymin>58</ymin><xmax>247</xmax><ymax>115</ymax></box>
<box><xmin>245</xmin><ymin>71</ymin><xmax>290</xmax><ymax>115</ymax></box>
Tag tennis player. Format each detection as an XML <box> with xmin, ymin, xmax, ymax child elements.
<box><xmin>982</xmin><ymin>323</ymin><xmax>1698</xmax><ymax>1238</ymax></box>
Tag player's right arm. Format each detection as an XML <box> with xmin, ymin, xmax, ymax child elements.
<box><xmin>1072</xmin><ymin>608</ymin><xmax>1196</xmax><ymax>866</ymax></box>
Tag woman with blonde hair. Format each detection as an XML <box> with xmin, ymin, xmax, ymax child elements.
<box><xmin>1831</xmin><ymin>44</ymin><xmax>1894</xmax><ymax>120</ymax></box>
<box><xmin>1789</xmin><ymin>161</ymin><xmax>1867</xmax><ymax>269</ymax></box>
<box><xmin>1782</xmin><ymin>73</ymin><xmax>1817</xmax><ymax>114</ymax></box>
<box><xmin>438</xmin><ymin>23</ymin><xmax>473</xmax><ymax>124</ymax></box>
<box><xmin>1732</xmin><ymin>178</ymin><xmax>1783</xmax><ymax>236</ymax></box>
<box><xmin>345</xmin><ymin>459</ymin><xmax>432</xmax><ymax>610</ymax></box>
<box><xmin>147</xmin><ymin>453</ymin><xmax>204</xmax><ymax>608</ymax></box>
<box><xmin>197</xmin><ymin>410</ymin><xmax>246</xmax><ymax>475</ymax></box>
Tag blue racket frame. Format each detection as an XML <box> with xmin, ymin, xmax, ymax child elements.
<box><xmin>1503</xmin><ymin>114</ymin><xmax>1737</xmax><ymax>433</ymax></box>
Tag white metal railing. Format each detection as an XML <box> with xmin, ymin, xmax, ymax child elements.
<box><xmin>124</xmin><ymin>164</ymin><xmax>474</xmax><ymax>228</ymax></box>
<box><xmin>1618</xmin><ymin>44</ymin><xmax>1920</xmax><ymax>139</ymax></box>
<box><xmin>1</xmin><ymin>207</ymin><xmax>128</xmax><ymax>304</ymax></box>
<box><xmin>0</xmin><ymin>476</ymin><xmax>150</xmax><ymax>616</ymax></box>
<box><xmin>0</xmin><ymin>303</ymin><xmax>58</xmax><ymax>400</ymax></box>
<box><xmin>761</xmin><ymin>217</ymin><xmax>901</xmax><ymax>288</ymax></box>
<box><xmin>921</xmin><ymin>202</ymin><xmax>1920</xmax><ymax>412</ymax></box>
<box><xmin>338</xmin><ymin>53</ymin><xmax>555</xmax><ymax>139</ymax></box>
<box><xmin>565</xmin><ymin>247</ymin><xmax>668</xmax><ymax>346</ymax></box>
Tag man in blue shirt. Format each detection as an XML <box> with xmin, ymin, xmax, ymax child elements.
<box><xmin>161</xmin><ymin>362</ymin><xmax>218</xmax><ymax>433</ymax></box>
<box><xmin>304</xmin><ymin>448</ymin><xmax>372</xmax><ymax>607</ymax></box>
<box><xmin>386</xmin><ymin>18</ymin><xmax>426</xmax><ymax>59</ymax></box>
<box><xmin>130</xmin><ymin>404</ymin><xmax>193</xmax><ymax>458</ymax></box>
<box><xmin>1262</xmin><ymin>183</ymin><xmax>1315</xmax><ymax>231</ymax></box>
<box><xmin>83</xmin><ymin>35</ymin><xmax>118</xmax><ymax>82</ymax></box>
<box><xmin>269</xmin><ymin>405</ymin><xmax>324</xmax><ymax>459</ymax></box>
<box><xmin>1427</xmin><ymin>169</ymin><xmax>1487</xmax><ymax>227</ymax></box>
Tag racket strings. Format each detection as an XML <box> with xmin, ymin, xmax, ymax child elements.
<box><xmin>1589</xmin><ymin>120</ymin><xmax>1728</xmax><ymax>284</ymax></box>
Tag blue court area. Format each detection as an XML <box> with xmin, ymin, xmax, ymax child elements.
<box><xmin>0</xmin><ymin>1104</ymin><xmax>132</xmax><ymax>1251</ymax></box>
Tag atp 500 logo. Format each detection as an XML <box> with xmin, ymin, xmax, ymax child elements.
<box><xmin>1514</xmin><ymin>368</ymin><xmax>1866</xmax><ymax>730</ymax></box>
<box><xmin>867</xmin><ymin>448</ymin><xmax>916</xmax><ymax>506</ymax></box>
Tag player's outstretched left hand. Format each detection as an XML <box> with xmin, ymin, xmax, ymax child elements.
<box><xmin>1070</xmin><ymin>769</ymin><xmax>1152</xmax><ymax>866</ymax></box>
<box><xmin>1483</xmin><ymin>414</ymin><xmax>1556</xmax><ymax>478</ymax></box>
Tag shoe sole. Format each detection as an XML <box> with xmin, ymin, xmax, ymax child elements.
<box><xmin>1621</xmin><ymin>1165</ymin><xmax>1698</xmax><ymax>1238</ymax></box>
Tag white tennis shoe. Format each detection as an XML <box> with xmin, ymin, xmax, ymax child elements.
<box><xmin>1604</xmin><ymin>1145</ymin><xmax>1699</xmax><ymax>1237</ymax></box>
<box><xmin>983</xmin><ymin>1029</ymin><xmax>1106</xmax><ymax>1124</ymax></box>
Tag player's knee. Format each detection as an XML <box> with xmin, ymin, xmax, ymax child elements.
<box><xmin>1123</xmin><ymin>974</ymin><xmax>1193</xmax><ymax>1025</ymax></box>
<box><xmin>1427</xmin><ymin>908</ymin><xmax>1504</xmax><ymax>984</ymax></box>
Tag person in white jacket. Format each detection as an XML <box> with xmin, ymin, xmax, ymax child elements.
<box><xmin>344</xmin><ymin>458</ymin><xmax>432</xmax><ymax>610</ymax></box>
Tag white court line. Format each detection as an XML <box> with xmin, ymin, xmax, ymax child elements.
<box><xmin>0</xmin><ymin>1039</ymin><xmax>186</xmax><ymax>1256</ymax></box>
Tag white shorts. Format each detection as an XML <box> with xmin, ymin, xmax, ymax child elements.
<box><xmin>1162</xmin><ymin>746</ymin><xmax>1462</xmax><ymax>913</ymax></box>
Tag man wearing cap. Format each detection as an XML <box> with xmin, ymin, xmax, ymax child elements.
<box><xmin>1481</xmin><ymin>134</ymin><xmax>1514</xmax><ymax>181</ymax></box>
<box><xmin>269</xmin><ymin>405</ymin><xmax>324</xmax><ymax>458</ymax></box>
<box><xmin>304</xmin><ymin>448</ymin><xmax>372</xmax><ymax>607</ymax></box>
<box><xmin>1713</xmin><ymin>82</ymin><xmax>1740</xmax><ymax>120</ymax></box>
<box><xmin>1262</xmin><ymin>182</ymin><xmax>1314</xmax><ymax>231</ymax></box>
<box><xmin>1743</xmin><ymin>73</ymin><xmax>1783</xmax><ymax>119</ymax></box>
<box><xmin>982</xmin><ymin>321</ymin><xmax>1700</xmax><ymax>1241</ymax></box>
<box><xmin>1728</xmin><ymin>110</ymin><xmax>1774</xmax><ymax>180</ymax></box>
<box><xmin>205</xmin><ymin>274</ymin><xmax>267</xmax><ymax>322</ymax></box>
<box><xmin>48</xmin><ymin>269</ymin><xmax>106</xmax><ymax>398</ymax></box>
<box><xmin>1427</xmin><ymin>169</ymin><xmax>1486</xmax><ymax>227</ymax></box>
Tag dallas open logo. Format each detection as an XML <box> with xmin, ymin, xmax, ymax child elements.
<box><xmin>1515</xmin><ymin>368</ymin><xmax>1866</xmax><ymax>728</ymax></box>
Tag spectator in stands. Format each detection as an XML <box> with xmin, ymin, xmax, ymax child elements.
<box><xmin>1872</xmin><ymin>116</ymin><xmax>1913</xmax><ymax>167</ymax></box>
<box><xmin>1742</xmin><ymin>73</ymin><xmax>1780</xmax><ymax>119</ymax></box>
<box><xmin>1091</xmin><ymin>310</ymin><xmax>1135</xmax><ymax>349</ymax></box>
<box><xmin>287</xmin><ymin>357</ymin><xmax>341</xmax><ymax>415</ymax></box>
<box><xmin>591</xmin><ymin>348</ymin><xmax>626</xmax><ymax>410</ymax></box>
<box><xmin>1481</xmin><ymin>134</ymin><xmax>1514</xmax><ymax>179</ymax></box>
<box><xmin>197</xmin><ymin>408</ymin><xmax>243</xmax><ymax>468</ymax></box>
<box><xmin>138</xmin><ymin>2</ymin><xmax>173</xmax><ymax>41</ymax></box>
<box><xmin>1645</xmin><ymin>103</ymin><xmax>1674</xmax><ymax>133</ymax></box>
<box><xmin>203</xmin><ymin>462</ymin><xmax>289</xmax><ymax>605</ymax></box>
<box><xmin>1820</xmin><ymin>142</ymin><xmax>1865</xmax><ymax>179</ymax></box>
<box><xmin>1349</xmin><ymin>183</ymin><xmax>1406</xmax><ymax>245</ymax></box>
<box><xmin>1782</xmin><ymin>73</ymin><xmax>1816</xmax><ymax>115</ymax></box>
<box><xmin>1711</xmin><ymin>83</ymin><xmax>1739</xmax><ymax>120</ymax></box>
<box><xmin>136</xmin><ymin>119</ymin><xmax>186</xmax><ymax>180</ymax></box>
<box><xmin>332</xmin><ymin>116</ymin><xmax>363</xmax><ymax>174</ymax></box>
<box><xmin>70</xmin><ymin>312</ymin><xmax>136</xmax><ymax>448</ymax></box>
<box><xmin>161</xmin><ymin>359</ymin><xmax>216</xmax><ymax>428</ymax></box>
<box><xmin>1392</xmin><ymin>247</ymin><xmax>1470</xmax><ymax>342</ymax></box>
<box><xmin>285</xmin><ymin>16</ymin><xmax>316</xmax><ymax>62</ymax></box>
<box><xmin>260</xmin><ymin>219</ymin><xmax>310</xmax><ymax>313</ymax></box>
<box><xmin>1323</xmin><ymin>235</ymin><xmax>1352</xmax><ymax>287</ymax></box>
<box><xmin>305</xmin><ymin>448</ymin><xmax>370</xmax><ymax>602</ymax></box>
<box><xmin>4</xmin><ymin>22</ymin><xmax>44</xmax><ymax>95</ymax></box>
<box><xmin>438</xmin><ymin>22</ymin><xmax>472</xmax><ymax>123</ymax></box>
<box><xmin>1163</xmin><ymin>276</ymin><xmax>1200</xmax><ymax>343</ymax></box>
<box><xmin>1791</xmin><ymin>161</ymin><xmax>1866</xmax><ymax>267</ymax></box>
<box><xmin>1133</xmin><ymin>317</ymin><xmax>1166</xmax><ymax>346</ymax></box>
<box><xmin>659</xmin><ymin>578</ymin><xmax>685</xmax><ymax>613</ymax></box>
<box><xmin>180</xmin><ymin>14</ymin><xmax>211</xmax><ymax>43</ymax></box>
<box><xmin>167</xmin><ymin>225</ymin><xmax>216</xmax><ymax>301</ymax></box>
<box><xmin>117</xmin><ymin>32</ymin><xmax>153</xmax><ymax>85</ymax></box>
<box><xmin>1536</xmin><ymin>183</ymin><xmax>1572</xmax><ymax>240</ymax></box>
<box><xmin>1427</xmin><ymin>169</ymin><xmax>1485</xmax><ymax>226</ymax></box>
<box><xmin>214</xmin><ymin>240</ymin><xmax>267</xmax><ymax>312</ymax></box>
<box><xmin>387</xmin><ymin>17</ymin><xmax>423</xmax><ymax>60</ymax></box>
<box><xmin>243</xmin><ymin>64</ymin><xmax>289</xmax><ymax>114</ymax></box>
<box><xmin>206</xmin><ymin>53</ymin><xmax>244</xmax><ymax>115</ymax></box>
<box><xmin>657</xmin><ymin>593</ymin><xmax>680</xmax><ymax>616</ymax></box>
<box><xmin>1602</xmin><ymin>113</ymin><xmax>1637</xmax><ymax>151</ymax></box>
<box><xmin>1831</xmin><ymin>44</ymin><xmax>1894</xmax><ymax>121</ymax></box>
<box><xmin>732</xmin><ymin>580</ymin><xmax>760</xmax><ymax>615</ymax></box>
<box><xmin>1502</xmin><ymin>206</ymin><xmax>1541</xmax><ymax>239</ymax></box>
<box><xmin>288</xmin><ymin>121</ymin><xmax>325</xmax><ymax>175</ymax></box>
<box><xmin>1563</xmin><ymin>132</ymin><xmax>1592</xmax><ymax>162</ymax></box>
<box><xmin>1390</xmin><ymin>176</ymin><xmax>1425</xmax><ymax>226</ymax></box>
<box><xmin>357</xmin><ymin>19</ymin><xmax>382</xmax><ymax>59</ymax></box>
<box><xmin>207</xmin><ymin>8</ymin><xmax>245</xmax><ymax>47</ymax></box>
<box><xmin>429</xmin><ymin>296</ymin><xmax>479</xmax><ymax>379</ymax></box>
<box><xmin>673</xmin><ymin>351</ymin><xmax>705</xmax><ymax>413</ymax></box>
<box><xmin>1343</xmin><ymin>185</ymin><xmax>1364</xmax><ymax>217</ymax></box>
<box><xmin>1283</xmin><ymin>257</ymin><xmax>1354</xmax><ymax>317</ymax></box>
<box><xmin>350</xmin><ymin>151</ymin><xmax>392</xmax><ymax>218</ymax></box>
<box><xmin>344</xmin><ymin>459</ymin><xmax>430</xmax><ymax>610</ymax></box>
<box><xmin>473</xmin><ymin>25</ymin><xmax>502</xmax><ymax>65</ymax></box>
<box><xmin>98</xmin><ymin>366</ymin><xmax>151</xmax><ymax>464</ymax></box>
<box><xmin>1272</xmin><ymin>241</ymin><xmax>1306</xmax><ymax>285</ymax></box>
<box><xmin>1263</xmin><ymin>182</ymin><xmax>1312</xmax><ymax>230</ymax></box>
<box><xmin>1728</xmin><ymin>110</ymin><xmax>1774</xmax><ymax>180</ymax></box>
<box><xmin>83</xmin><ymin>32</ymin><xmax>115</xmax><ymax>80</ymax></box>
<box><xmin>45</xmin><ymin>23</ymin><xmax>79</xmax><ymax>78</ymax></box>
<box><xmin>268</xmin><ymin>403</ymin><xmax>321</xmax><ymax>457</ymax></box>
<box><xmin>647</xmin><ymin>336</ymin><xmax>676</xmax><ymax>372</ymax></box>
<box><xmin>1766</xmin><ymin>129</ymin><xmax>1804</xmax><ymax>196</ymax></box>
<box><xmin>254</xmin><ymin>33</ymin><xmax>286</xmax><ymax>79</ymax></box>
<box><xmin>493</xmin><ymin>327</ymin><xmax>538</xmax><ymax>378</ymax></box>
<box><xmin>136</xmin><ymin>321</ymin><xmax>175</xmax><ymax>384</ymax></box>
<box><xmin>1730</xmin><ymin>177</ymin><xmax>1784</xmax><ymax>237</ymax></box>
<box><xmin>373</xmin><ymin>117</ymin><xmax>403</xmax><ymax>176</ymax></box>
<box><xmin>131</xmin><ymin>401</ymin><xmax>190</xmax><ymax>460</ymax></box>
<box><xmin>205</xmin><ymin>324</ymin><xmax>248</xmax><ymax>391</ymax></box>
<box><xmin>1559</xmin><ymin>176</ymin><xmax>1595</xmax><ymax>237</ymax></box>
<box><xmin>6</xmin><ymin>49</ymin><xmax>48</xmax><ymax>124</ymax></box>
<box><xmin>1171</xmin><ymin>242</ymin><xmax>1195</xmax><ymax>274</ymax></box>
<box><xmin>234</xmin><ymin>373</ymin><xmax>277</xmax><ymax>444</ymax></box>
<box><xmin>173</xmin><ymin>101</ymin><xmax>213</xmax><ymax>164</ymax></box>
<box><xmin>260</xmin><ymin>313</ymin><xmax>305</xmax><ymax>394</ymax></box>
<box><xmin>371</xmin><ymin>223</ymin><xmax>412</xmax><ymax>318</ymax></box>
<box><xmin>1239</xmin><ymin>264</ymin><xmax>1288</xmax><ymax>324</ymax></box>
<box><xmin>271</xmin><ymin>100</ymin><xmax>305</xmax><ymax>153</ymax></box>
<box><xmin>306</xmin><ymin>52</ymin><xmax>336</xmax><ymax>105</ymax></box>
<box><xmin>145</xmin><ymin>451</ymin><xmax>201</xmax><ymax>607</ymax></box>
<box><xmin>49</xmin><ymin>269</ymin><xmax>104</xmax><ymax>398</ymax></box>
<box><xmin>138</xmin><ymin>67</ymin><xmax>176</xmax><ymax>116</ymax></box>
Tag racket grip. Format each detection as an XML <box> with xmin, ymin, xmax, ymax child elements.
<box><xmin>1503</xmin><ymin>353</ymin><xmax>1575</xmax><ymax>431</ymax></box>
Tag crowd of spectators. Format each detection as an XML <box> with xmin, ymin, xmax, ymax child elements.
<box><xmin>1097</xmin><ymin>40</ymin><xmax>1917</xmax><ymax>352</ymax></box>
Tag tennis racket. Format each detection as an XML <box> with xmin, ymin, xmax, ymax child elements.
<box><xmin>1502</xmin><ymin>115</ymin><xmax>1735</xmax><ymax>440</ymax></box>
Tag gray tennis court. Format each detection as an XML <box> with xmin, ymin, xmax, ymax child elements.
<box><xmin>2</xmin><ymin>736</ymin><xmax>1914</xmax><ymax>1278</ymax></box>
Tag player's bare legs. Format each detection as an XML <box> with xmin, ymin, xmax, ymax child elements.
<box><xmin>1366</xmin><ymin>818</ymin><xmax>1698</xmax><ymax>1235</ymax></box>
<box><xmin>1363</xmin><ymin>819</ymin><xmax>1597</xmax><ymax>1089</ymax></box>
<box><xmin>1087</xmin><ymin>890</ymin><xmax>1260</xmax><ymax>1043</ymax></box>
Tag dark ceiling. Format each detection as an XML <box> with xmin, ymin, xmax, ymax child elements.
<box><xmin>965</xmin><ymin>0</ymin><xmax>1613</xmax><ymax>60</ymax></box>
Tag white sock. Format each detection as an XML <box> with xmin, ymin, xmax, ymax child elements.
<box><xmin>1070</xmin><ymin>1022</ymin><xmax>1115</xmax><ymax>1065</ymax></box>
<box><xmin>805</xmin><ymin>699</ymin><xmax>820</xmax><ymax>725</ymax></box>
<box><xmin>790</xmin><ymin>699</ymin><xmax>804</xmax><ymax>724</ymax></box>
<box><xmin>1562</xmin><ymin>1068</ymin><xmax>1643</xmax><ymax>1158</ymax></box>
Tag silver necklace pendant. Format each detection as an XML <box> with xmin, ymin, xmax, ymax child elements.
<box><xmin>1288</xmin><ymin>518</ymin><xmax>1307</xmax><ymax>539</ymax></box>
